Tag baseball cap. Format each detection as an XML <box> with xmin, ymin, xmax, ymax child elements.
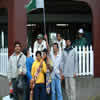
<box><xmin>78</xmin><ymin>28</ymin><xmax>84</xmax><ymax>34</ymax></box>
<box><xmin>37</xmin><ymin>34</ymin><xmax>43</xmax><ymax>39</ymax></box>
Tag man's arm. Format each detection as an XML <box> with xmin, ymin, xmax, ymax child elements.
<box><xmin>30</xmin><ymin>62</ymin><xmax>35</xmax><ymax>88</ymax></box>
<box><xmin>33</xmin><ymin>41</ymin><xmax>37</xmax><ymax>55</ymax></box>
<box><xmin>31</xmin><ymin>63</ymin><xmax>35</xmax><ymax>77</ymax></box>
<box><xmin>59</xmin><ymin>53</ymin><xmax>65</xmax><ymax>80</ymax></box>
<box><xmin>8</xmin><ymin>57</ymin><xmax>12</xmax><ymax>81</ymax></box>
<box><xmin>43</xmin><ymin>61</ymin><xmax>47</xmax><ymax>73</ymax></box>
<box><xmin>74</xmin><ymin>49</ymin><xmax>78</xmax><ymax>77</ymax></box>
<box><xmin>43</xmin><ymin>40</ymin><xmax>47</xmax><ymax>49</ymax></box>
<box><xmin>22</xmin><ymin>55</ymin><xmax>27</xmax><ymax>75</ymax></box>
<box><xmin>60</xmin><ymin>52</ymin><xmax>64</xmax><ymax>74</ymax></box>
<box><xmin>63</xmin><ymin>40</ymin><xmax>66</xmax><ymax>49</ymax></box>
<box><xmin>26</xmin><ymin>60</ymin><xmax>33</xmax><ymax>81</ymax></box>
<box><xmin>7</xmin><ymin>56</ymin><xmax>13</xmax><ymax>91</ymax></box>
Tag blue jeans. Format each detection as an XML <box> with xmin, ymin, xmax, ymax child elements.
<box><xmin>34</xmin><ymin>84</ymin><xmax>46</xmax><ymax>100</ymax></box>
<box><xmin>51</xmin><ymin>77</ymin><xmax>63</xmax><ymax>100</ymax></box>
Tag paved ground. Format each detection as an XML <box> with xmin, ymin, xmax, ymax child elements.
<box><xmin>0</xmin><ymin>76</ymin><xmax>9</xmax><ymax>97</ymax></box>
<box><xmin>0</xmin><ymin>76</ymin><xmax>100</xmax><ymax>100</ymax></box>
<box><xmin>76</xmin><ymin>77</ymin><xmax>100</xmax><ymax>100</ymax></box>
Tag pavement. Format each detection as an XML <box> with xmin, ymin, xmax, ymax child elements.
<box><xmin>0</xmin><ymin>76</ymin><xmax>100</xmax><ymax>100</ymax></box>
<box><xmin>2</xmin><ymin>96</ymin><xmax>12</xmax><ymax>100</ymax></box>
<box><xmin>0</xmin><ymin>75</ymin><xmax>9</xmax><ymax>97</ymax></box>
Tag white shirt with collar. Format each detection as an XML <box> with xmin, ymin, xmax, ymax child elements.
<box><xmin>51</xmin><ymin>39</ymin><xmax>66</xmax><ymax>55</ymax></box>
<box><xmin>50</xmin><ymin>51</ymin><xmax>62</xmax><ymax>79</ymax></box>
<box><xmin>33</xmin><ymin>40</ymin><xmax>47</xmax><ymax>59</ymax></box>
<box><xmin>56</xmin><ymin>39</ymin><xmax>66</xmax><ymax>51</ymax></box>
<box><xmin>8</xmin><ymin>52</ymin><xmax>26</xmax><ymax>81</ymax></box>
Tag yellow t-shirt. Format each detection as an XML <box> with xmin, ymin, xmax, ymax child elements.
<box><xmin>31</xmin><ymin>59</ymin><xmax>47</xmax><ymax>84</ymax></box>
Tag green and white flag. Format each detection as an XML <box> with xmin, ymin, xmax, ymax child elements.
<box><xmin>25</xmin><ymin>0</ymin><xmax>44</xmax><ymax>13</ymax></box>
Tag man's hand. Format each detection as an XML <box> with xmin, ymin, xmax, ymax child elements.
<box><xmin>21</xmin><ymin>72</ymin><xmax>25</xmax><ymax>75</ymax></box>
<box><xmin>61</xmin><ymin>74</ymin><xmax>64</xmax><ymax>81</ymax></box>
<box><xmin>74</xmin><ymin>73</ymin><xmax>76</xmax><ymax>78</ymax></box>
<box><xmin>9</xmin><ymin>81</ymin><xmax>12</xmax><ymax>86</ymax></box>
<box><xmin>30</xmin><ymin>78</ymin><xmax>35</xmax><ymax>89</ymax></box>
<box><xmin>60</xmin><ymin>68</ymin><xmax>64</xmax><ymax>81</ymax></box>
<box><xmin>47</xmin><ymin>64</ymin><xmax>53</xmax><ymax>72</ymax></box>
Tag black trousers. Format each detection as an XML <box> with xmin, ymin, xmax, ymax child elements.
<box><xmin>12</xmin><ymin>78</ymin><xmax>27</xmax><ymax>100</ymax></box>
<box><xmin>26</xmin><ymin>83</ymin><xmax>30</xmax><ymax>100</ymax></box>
<box><xmin>34</xmin><ymin>84</ymin><xmax>46</xmax><ymax>100</ymax></box>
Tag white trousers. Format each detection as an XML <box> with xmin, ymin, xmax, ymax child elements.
<box><xmin>65</xmin><ymin>77</ymin><xmax>76</xmax><ymax>100</ymax></box>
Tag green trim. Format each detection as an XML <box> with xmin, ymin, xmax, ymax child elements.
<box><xmin>25</xmin><ymin>0</ymin><xmax>36</xmax><ymax>13</ymax></box>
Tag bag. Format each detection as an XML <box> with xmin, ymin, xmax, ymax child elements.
<box><xmin>16</xmin><ymin>54</ymin><xmax>24</xmax><ymax>93</ymax></box>
<box><xmin>16</xmin><ymin>75</ymin><xmax>25</xmax><ymax>94</ymax></box>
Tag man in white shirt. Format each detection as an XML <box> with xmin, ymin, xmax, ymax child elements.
<box><xmin>8</xmin><ymin>41</ymin><xmax>27</xmax><ymax>100</ymax></box>
<box><xmin>50</xmin><ymin>43</ymin><xmax>63</xmax><ymax>100</ymax></box>
<box><xmin>56</xmin><ymin>33</ymin><xmax>66</xmax><ymax>53</ymax></box>
<box><xmin>33</xmin><ymin>34</ymin><xmax>47</xmax><ymax>58</ymax></box>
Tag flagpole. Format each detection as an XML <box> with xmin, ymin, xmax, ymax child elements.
<box><xmin>43</xmin><ymin>2</ymin><xmax>46</xmax><ymax>36</ymax></box>
<box><xmin>43</xmin><ymin>1</ymin><xmax>49</xmax><ymax>49</ymax></box>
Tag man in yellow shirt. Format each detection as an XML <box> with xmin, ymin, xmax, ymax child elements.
<box><xmin>31</xmin><ymin>51</ymin><xmax>47</xmax><ymax>100</ymax></box>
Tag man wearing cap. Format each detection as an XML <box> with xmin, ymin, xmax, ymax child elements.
<box><xmin>73</xmin><ymin>28</ymin><xmax>87</xmax><ymax>47</ymax></box>
<box><xmin>33</xmin><ymin>34</ymin><xmax>47</xmax><ymax>59</ymax></box>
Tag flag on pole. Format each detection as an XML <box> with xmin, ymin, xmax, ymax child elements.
<box><xmin>25</xmin><ymin>0</ymin><xmax>44</xmax><ymax>13</ymax></box>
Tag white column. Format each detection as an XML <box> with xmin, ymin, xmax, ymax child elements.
<box><xmin>1</xmin><ymin>30</ymin><xmax>4</xmax><ymax>48</ymax></box>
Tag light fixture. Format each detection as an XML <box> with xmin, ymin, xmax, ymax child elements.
<box><xmin>56</xmin><ymin>24</ymin><xmax>68</xmax><ymax>26</ymax></box>
<box><xmin>26</xmin><ymin>24</ymin><xmax>36</xmax><ymax>26</ymax></box>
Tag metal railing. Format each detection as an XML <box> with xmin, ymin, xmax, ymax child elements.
<box><xmin>29</xmin><ymin>45</ymin><xmax>94</xmax><ymax>76</ymax></box>
<box><xmin>75</xmin><ymin>46</ymin><xmax>94</xmax><ymax>76</ymax></box>
<box><xmin>0</xmin><ymin>46</ymin><xmax>94</xmax><ymax>77</ymax></box>
<box><xmin>0</xmin><ymin>48</ymin><xmax>8</xmax><ymax>76</ymax></box>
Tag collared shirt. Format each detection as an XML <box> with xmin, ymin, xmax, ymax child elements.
<box><xmin>50</xmin><ymin>51</ymin><xmax>62</xmax><ymax>79</ymax></box>
<box><xmin>56</xmin><ymin>39</ymin><xmax>66</xmax><ymax>50</ymax></box>
<box><xmin>33</xmin><ymin>40</ymin><xmax>47</xmax><ymax>59</ymax></box>
<box><xmin>72</xmin><ymin>37</ymin><xmax>87</xmax><ymax>47</ymax></box>
<box><xmin>8</xmin><ymin>52</ymin><xmax>26</xmax><ymax>81</ymax></box>
<box><xmin>51</xmin><ymin>39</ymin><xmax>66</xmax><ymax>55</ymax></box>
<box><xmin>62</xmin><ymin>47</ymin><xmax>78</xmax><ymax>77</ymax></box>
<box><xmin>31</xmin><ymin>59</ymin><xmax>47</xmax><ymax>84</ymax></box>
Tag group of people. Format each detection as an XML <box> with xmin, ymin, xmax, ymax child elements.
<box><xmin>33</xmin><ymin>28</ymin><xmax>88</xmax><ymax>56</ymax></box>
<box><xmin>8</xmin><ymin>28</ymin><xmax>87</xmax><ymax>100</ymax></box>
